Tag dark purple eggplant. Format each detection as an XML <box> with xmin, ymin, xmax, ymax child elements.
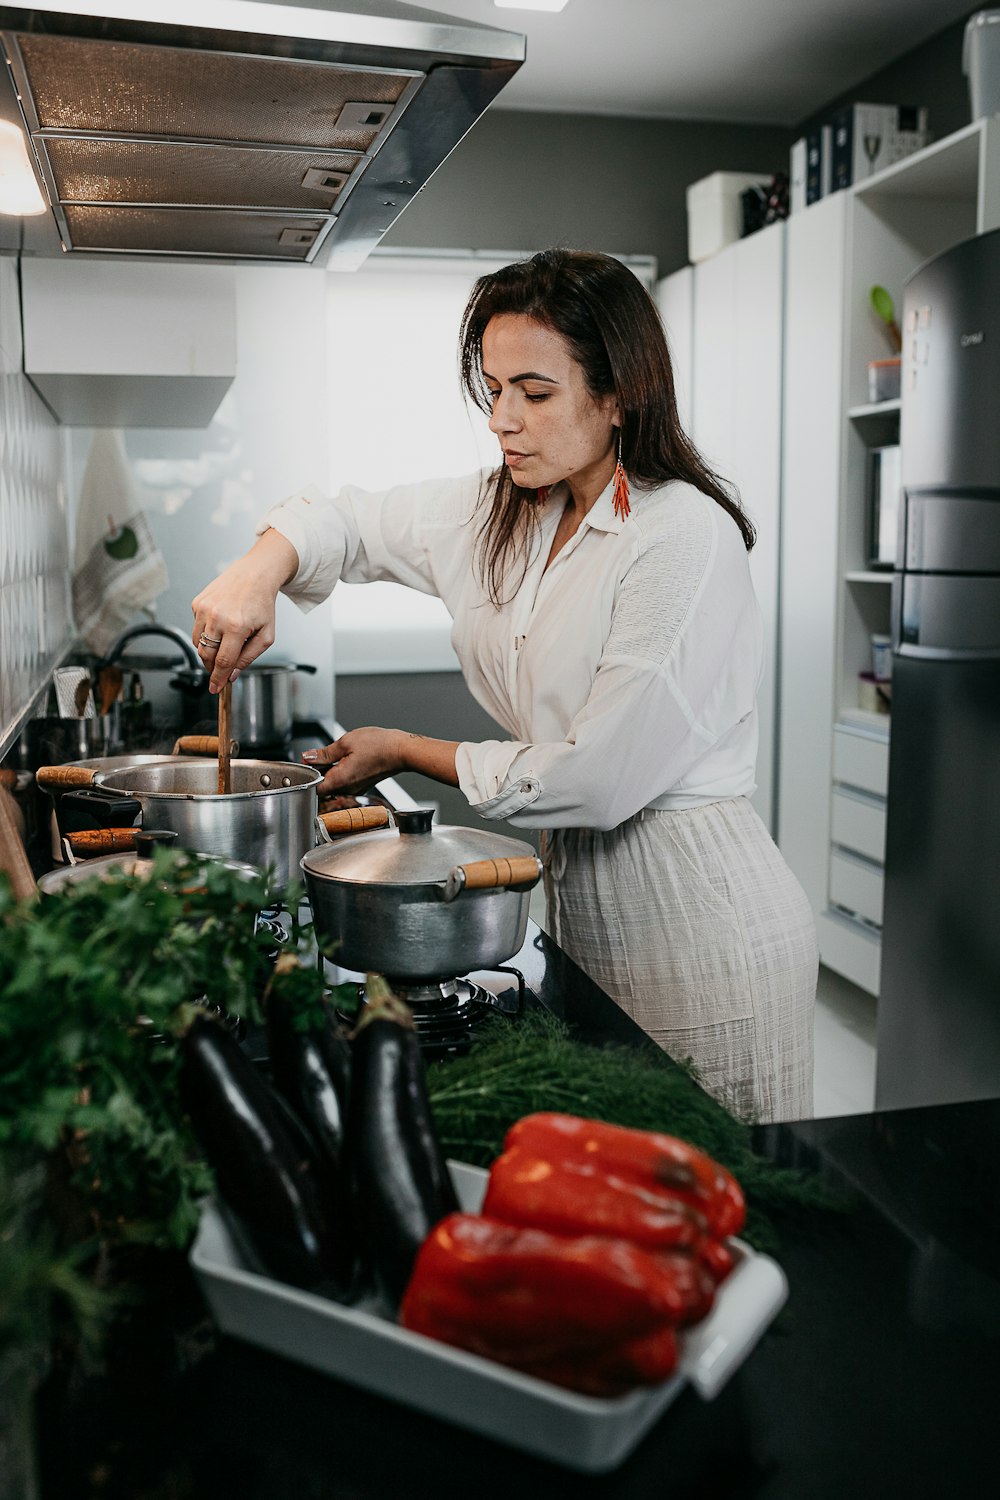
<box><xmin>267</xmin><ymin>991</ymin><xmax>352</xmax><ymax>1180</ymax></box>
<box><xmin>346</xmin><ymin>977</ymin><xmax>459</xmax><ymax>1309</ymax></box>
<box><xmin>267</xmin><ymin>990</ymin><xmax>355</xmax><ymax>1287</ymax></box>
<box><xmin>180</xmin><ymin>1013</ymin><xmax>347</xmax><ymax>1296</ymax></box>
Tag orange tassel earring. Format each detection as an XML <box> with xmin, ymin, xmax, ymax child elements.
<box><xmin>612</xmin><ymin>429</ymin><xmax>631</xmax><ymax>520</ymax></box>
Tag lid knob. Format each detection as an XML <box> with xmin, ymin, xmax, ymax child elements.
<box><xmin>136</xmin><ymin>829</ymin><xmax>178</xmax><ymax>861</ymax></box>
<box><xmin>394</xmin><ymin>807</ymin><xmax>434</xmax><ymax>837</ymax></box>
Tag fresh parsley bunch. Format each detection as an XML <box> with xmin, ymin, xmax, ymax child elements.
<box><xmin>0</xmin><ymin>851</ymin><xmax>321</xmax><ymax>1256</ymax></box>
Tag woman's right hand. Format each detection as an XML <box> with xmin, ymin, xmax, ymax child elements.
<box><xmin>191</xmin><ymin>529</ymin><xmax>299</xmax><ymax>693</ymax></box>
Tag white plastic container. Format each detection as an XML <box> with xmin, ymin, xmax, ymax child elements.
<box><xmin>964</xmin><ymin>11</ymin><xmax>1000</xmax><ymax>121</ymax></box>
<box><xmin>191</xmin><ymin>1160</ymin><xmax>788</xmax><ymax>1474</ymax></box>
<box><xmin>686</xmin><ymin>171</ymin><xmax>768</xmax><ymax>264</ymax></box>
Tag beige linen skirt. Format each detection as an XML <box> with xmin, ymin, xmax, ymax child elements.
<box><xmin>541</xmin><ymin>796</ymin><xmax>817</xmax><ymax>1125</ymax></box>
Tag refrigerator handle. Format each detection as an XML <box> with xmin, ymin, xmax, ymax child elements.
<box><xmin>897</xmin><ymin>643</ymin><xmax>1000</xmax><ymax>662</ymax></box>
<box><xmin>890</xmin><ymin>572</ymin><xmax>904</xmax><ymax>653</ymax></box>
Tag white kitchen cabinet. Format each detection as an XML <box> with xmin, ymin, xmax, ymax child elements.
<box><xmin>655</xmin><ymin>224</ymin><xmax>783</xmax><ymax>835</ymax></box>
<box><xmin>829</xmin><ymin>848</ymin><xmax>884</xmax><ymax>928</ymax></box>
<box><xmin>21</xmin><ymin>259</ymin><xmax>236</xmax><ymax>427</ymax></box>
<box><xmin>655</xmin><ymin>263</ymin><xmax>693</xmax><ymax>433</ymax></box>
<box><xmin>777</xmin><ymin>188</ymin><xmax>847</xmax><ymax>927</ymax></box>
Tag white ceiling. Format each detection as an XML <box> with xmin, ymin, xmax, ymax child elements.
<box><xmin>404</xmin><ymin>0</ymin><xmax>978</xmax><ymax>126</ymax></box>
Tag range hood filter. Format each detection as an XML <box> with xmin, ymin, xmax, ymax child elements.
<box><xmin>0</xmin><ymin>2</ymin><xmax>525</xmax><ymax>267</ymax></box>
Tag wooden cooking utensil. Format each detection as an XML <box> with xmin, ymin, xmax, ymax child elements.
<box><xmin>0</xmin><ymin>784</ymin><xmax>36</xmax><ymax>901</ymax></box>
<box><xmin>218</xmin><ymin>681</ymin><xmax>233</xmax><ymax>795</ymax></box>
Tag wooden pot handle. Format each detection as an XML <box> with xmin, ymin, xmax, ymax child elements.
<box><xmin>444</xmin><ymin>855</ymin><xmax>542</xmax><ymax>902</ymax></box>
<box><xmin>35</xmin><ymin>765</ymin><xmax>98</xmax><ymax>790</ymax></box>
<box><xmin>318</xmin><ymin>806</ymin><xmax>391</xmax><ymax>837</ymax></box>
<box><xmin>64</xmin><ymin>828</ymin><xmax>139</xmax><ymax>856</ymax></box>
<box><xmin>172</xmin><ymin>734</ymin><xmax>220</xmax><ymax>757</ymax></box>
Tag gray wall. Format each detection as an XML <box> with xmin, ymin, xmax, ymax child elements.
<box><xmin>382</xmin><ymin>111</ymin><xmax>794</xmax><ymax>277</ymax></box>
<box><xmin>796</xmin><ymin>7</ymin><xmax>980</xmax><ymax>142</ymax></box>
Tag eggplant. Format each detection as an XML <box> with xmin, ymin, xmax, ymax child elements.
<box><xmin>267</xmin><ymin>990</ymin><xmax>352</xmax><ymax>1181</ymax></box>
<box><xmin>267</xmin><ymin>990</ymin><xmax>355</xmax><ymax>1286</ymax></box>
<box><xmin>180</xmin><ymin>1014</ymin><xmax>347</xmax><ymax>1296</ymax></box>
<box><xmin>347</xmin><ymin>977</ymin><xmax>459</xmax><ymax>1308</ymax></box>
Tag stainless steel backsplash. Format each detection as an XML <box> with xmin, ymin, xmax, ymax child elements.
<box><xmin>0</xmin><ymin>255</ymin><xmax>71</xmax><ymax>756</ymax></box>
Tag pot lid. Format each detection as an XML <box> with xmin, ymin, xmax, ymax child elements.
<box><xmin>38</xmin><ymin>842</ymin><xmax>262</xmax><ymax>896</ymax></box>
<box><xmin>301</xmin><ymin>806</ymin><xmax>535</xmax><ymax>887</ymax></box>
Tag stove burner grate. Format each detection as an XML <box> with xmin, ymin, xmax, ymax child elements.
<box><xmin>335</xmin><ymin>967</ymin><xmax>525</xmax><ymax>1058</ymax></box>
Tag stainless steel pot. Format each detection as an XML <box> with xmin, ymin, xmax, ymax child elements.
<box><xmin>22</xmin><ymin>713</ymin><xmax>122</xmax><ymax>765</ymax></box>
<box><xmin>37</xmin><ymin>841</ymin><xmax>262</xmax><ymax>897</ymax></box>
<box><xmin>36</xmin><ymin>758</ymin><xmax>321</xmax><ymax>892</ymax></box>
<box><xmin>169</xmin><ymin>662</ymin><xmax>317</xmax><ymax>747</ymax></box>
<box><xmin>301</xmin><ymin>806</ymin><xmax>542</xmax><ymax>981</ymax></box>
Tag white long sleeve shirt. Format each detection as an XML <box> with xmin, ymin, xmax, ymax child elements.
<box><xmin>258</xmin><ymin>469</ymin><xmax>763</xmax><ymax>831</ymax></box>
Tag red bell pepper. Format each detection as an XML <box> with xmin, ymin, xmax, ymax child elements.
<box><xmin>400</xmin><ymin>1213</ymin><xmax>702</xmax><ymax>1389</ymax></box>
<box><xmin>482</xmin><ymin>1147</ymin><xmax>709</xmax><ymax>1252</ymax></box>
<box><xmin>501</xmin><ymin>1113</ymin><xmax>747</xmax><ymax>1239</ymax></box>
<box><xmin>698</xmin><ymin>1236</ymin><xmax>737</xmax><ymax>1285</ymax></box>
<box><xmin>514</xmin><ymin>1323</ymin><xmax>680</xmax><ymax>1398</ymax></box>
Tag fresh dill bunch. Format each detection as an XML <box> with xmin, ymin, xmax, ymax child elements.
<box><xmin>425</xmin><ymin>1010</ymin><xmax>849</xmax><ymax>1253</ymax></box>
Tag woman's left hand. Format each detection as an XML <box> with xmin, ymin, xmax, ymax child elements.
<box><xmin>303</xmin><ymin>727</ymin><xmax>406</xmax><ymax>797</ymax></box>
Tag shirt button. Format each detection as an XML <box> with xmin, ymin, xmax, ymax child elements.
<box><xmin>519</xmin><ymin>782</ymin><xmax>531</xmax><ymax>794</ymax></box>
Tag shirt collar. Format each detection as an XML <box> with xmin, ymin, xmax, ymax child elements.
<box><xmin>537</xmin><ymin>477</ymin><xmax>628</xmax><ymax>534</ymax></box>
<box><xmin>582</xmin><ymin>476</ymin><xmax>627</xmax><ymax>535</ymax></box>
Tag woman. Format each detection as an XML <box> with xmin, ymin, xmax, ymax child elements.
<box><xmin>192</xmin><ymin>248</ymin><xmax>816</xmax><ymax>1124</ymax></box>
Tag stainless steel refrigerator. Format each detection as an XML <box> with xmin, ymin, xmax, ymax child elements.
<box><xmin>875</xmin><ymin>227</ymin><xmax>1000</xmax><ymax>1111</ymax></box>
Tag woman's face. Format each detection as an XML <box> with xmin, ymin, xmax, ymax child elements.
<box><xmin>481</xmin><ymin>313</ymin><xmax>619</xmax><ymax>506</ymax></box>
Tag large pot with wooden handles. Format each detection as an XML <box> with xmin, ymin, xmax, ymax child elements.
<box><xmin>36</xmin><ymin>738</ymin><xmax>321</xmax><ymax>894</ymax></box>
<box><xmin>302</xmin><ymin>805</ymin><xmax>542</xmax><ymax>981</ymax></box>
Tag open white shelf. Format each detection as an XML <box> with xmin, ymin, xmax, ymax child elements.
<box><xmin>848</xmin><ymin>399</ymin><xmax>901</xmax><ymax>420</ymax></box>
<box><xmin>852</xmin><ymin>119</ymin><xmax>983</xmax><ymax>203</ymax></box>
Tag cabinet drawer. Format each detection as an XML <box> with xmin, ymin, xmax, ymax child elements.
<box><xmin>830</xmin><ymin>788</ymin><xmax>887</xmax><ymax>863</ymax></box>
<box><xmin>829</xmin><ymin>849</ymin><xmax>884</xmax><ymax>928</ymax></box>
<box><xmin>832</xmin><ymin>728</ymin><xmax>889</xmax><ymax>798</ymax></box>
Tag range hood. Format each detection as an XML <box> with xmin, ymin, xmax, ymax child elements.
<box><xmin>0</xmin><ymin>1</ymin><xmax>524</xmax><ymax>268</ymax></box>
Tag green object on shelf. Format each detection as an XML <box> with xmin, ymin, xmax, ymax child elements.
<box><xmin>869</xmin><ymin>285</ymin><xmax>902</xmax><ymax>352</ymax></box>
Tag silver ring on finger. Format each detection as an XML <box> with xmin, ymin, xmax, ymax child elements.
<box><xmin>198</xmin><ymin>633</ymin><xmax>222</xmax><ymax>648</ymax></box>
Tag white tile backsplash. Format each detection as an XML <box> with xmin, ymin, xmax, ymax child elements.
<box><xmin>0</xmin><ymin>255</ymin><xmax>71</xmax><ymax>753</ymax></box>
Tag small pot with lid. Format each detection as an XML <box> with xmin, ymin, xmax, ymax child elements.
<box><xmin>169</xmin><ymin>661</ymin><xmax>317</xmax><ymax>748</ymax></box>
<box><xmin>302</xmin><ymin>806</ymin><xmax>542</xmax><ymax>981</ymax></box>
<box><xmin>36</xmin><ymin>830</ymin><xmax>262</xmax><ymax>897</ymax></box>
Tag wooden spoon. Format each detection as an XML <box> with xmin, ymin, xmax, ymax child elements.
<box><xmin>217</xmin><ymin>681</ymin><xmax>233</xmax><ymax>795</ymax></box>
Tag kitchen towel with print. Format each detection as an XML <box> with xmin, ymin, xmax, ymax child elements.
<box><xmin>72</xmin><ymin>429</ymin><xmax>169</xmax><ymax>655</ymax></box>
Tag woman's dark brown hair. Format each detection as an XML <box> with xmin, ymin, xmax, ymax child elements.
<box><xmin>459</xmin><ymin>247</ymin><xmax>754</xmax><ymax>603</ymax></box>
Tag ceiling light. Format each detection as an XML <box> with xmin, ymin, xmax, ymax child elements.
<box><xmin>494</xmin><ymin>2</ymin><xmax>570</xmax><ymax>12</ymax></box>
<box><xmin>0</xmin><ymin>120</ymin><xmax>47</xmax><ymax>216</ymax></box>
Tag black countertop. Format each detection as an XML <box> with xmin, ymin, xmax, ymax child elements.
<box><xmin>35</xmin><ymin>925</ymin><xmax>1000</xmax><ymax>1500</ymax></box>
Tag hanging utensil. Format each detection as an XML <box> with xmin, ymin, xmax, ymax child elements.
<box><xmin>218</xmin><ymin>682</ymin><xmax>233</xmax><ymax>795</ymax></box>
<box><xmin>869</xmin><ymin>285</ymin><xmax>903</xmax><ymax>353</ymax></box>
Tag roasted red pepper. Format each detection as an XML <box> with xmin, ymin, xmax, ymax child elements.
<box><xmin>514</xmin><ymin>1324</ymin><xmax>679</xmax><ymax>1398</ymax></box>
<box><xmin>400</xmin><ymin>1213</ymin><xmax>696</xmax><ymax>1392</ymax></box>
<box><xmin>698</xmin><ymin>1236</ymin><xmax>737</xmax><ymax>1285</ymax></box>
<box><xmin>482</xmin><ymin>1147</ymin><xmax>708</xmax><ymax>1252</ymax></box>
<box><xmin>501</xmin><ymin>1113</ymin><xmax>747</xmax><ymax>1239</ymax></box>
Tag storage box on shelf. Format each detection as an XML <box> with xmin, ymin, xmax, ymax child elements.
<box><xmin>779</xmin><ymin>116</ymin><xmax>1000</xmax><ymax>998</ymax></box>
